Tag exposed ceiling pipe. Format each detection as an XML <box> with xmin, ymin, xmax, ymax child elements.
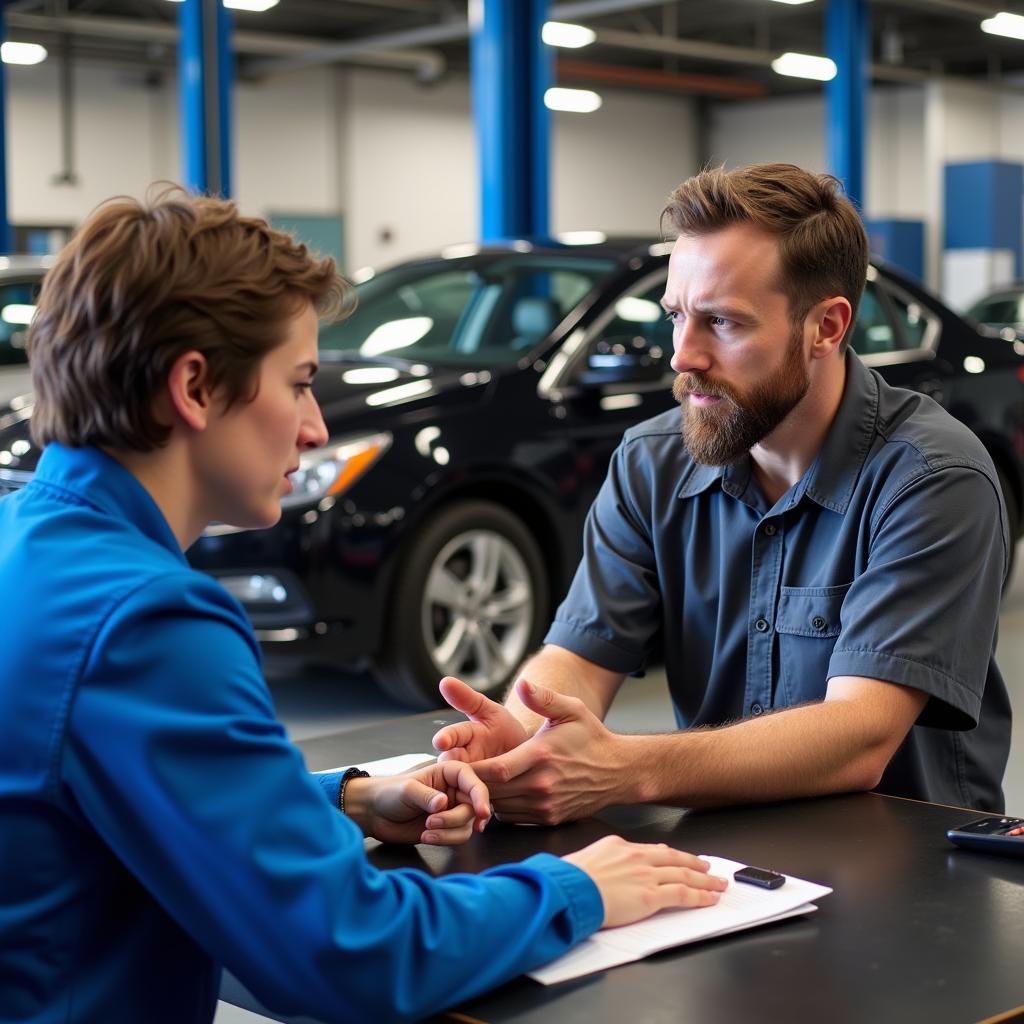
<box><xmin>557</xmin><ymin>57</ymin><xmax>768</xmax><ymax>98</ymax></box>
<box><xmin>246</xmin><ymin>0</ymin><xmax>667</xmax><ymax>77</ymax></box>
<box><xmin>5</xmin><ymin>12</ymin><xmax>446</xmax><ymax>80</ymax></box>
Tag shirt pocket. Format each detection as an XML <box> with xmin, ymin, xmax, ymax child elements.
<box><xmin>775</xmin><ymin>583</ymin><xmax>851</xmax><ymax>706</ymax></box>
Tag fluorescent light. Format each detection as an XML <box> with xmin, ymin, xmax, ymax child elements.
<box><xmin>1</xmin><ymin>304</ymin><xmax>36</xmax><ymax>325</ymax></box>
<box><xmin>771</xmin><ymin>52</ymin><xmax>837</xmax><ymax>81</ymax></box>
<box><xmin>982</xmin><ymin>11</ymin><xmax>1024</xmax><ymax>40</ymax></box>
<box><xmin>614</xmin><ymin>297</ymin><xmax>663</xmax><ymax>323</ymax></box>
<box><xmin>767</xmin><ymin>0</ymin><xmax>815</xmax><ymax>4</ymax></box>
<box><xmin>545</xmin><ymin>87</ymin><xmax>602</xmax><ymax>113</ymax></box>
<box><xmin>542</xmin><ymin>21</ymin><xmax>596</xmax><ymax>48</ymax></box>
<box><xmin>557</xmin><ymin>230</ymin><xmax>606</xmax><ymax>245</ymax></box>
<box><xmin>2</xmin><ymin>42</ymin><xmax>47</xmax><ymax>65</ymax></box>
<box><xmin>164</xmin><ymin>0</ymin><xmax>279</xmax><ymax>7</ymax></box>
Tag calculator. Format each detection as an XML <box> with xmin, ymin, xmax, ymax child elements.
<box><xmin>946</xmin><ymin>816</ymin><xmax>1024</xmax><ymax>857</ymax></box>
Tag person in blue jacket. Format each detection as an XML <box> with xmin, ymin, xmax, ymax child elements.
<box><xmin>0</xmin><ymin>186</ymin><xmax>726</xmax><ymax>1024</ymax></box>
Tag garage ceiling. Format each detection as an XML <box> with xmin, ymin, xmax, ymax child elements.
<box><xmin>8</xmin><ymin>0</ymin><xmax>1024</xmax><ymax>98</ymax></box>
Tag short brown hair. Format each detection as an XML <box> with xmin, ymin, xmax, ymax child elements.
<box><xmin>28</xmin><ymin>184</ymin><xmax>353</xmax><ymax>450</ymax></box>
<box><xmin>662</xmin><ymin>163</ymin><xmax>867</xmax><ymax>351</ymax></box>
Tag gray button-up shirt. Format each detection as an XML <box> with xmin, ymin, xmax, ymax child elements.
<box><xmin>546</xmin><ymin>353</ymin><xmax>1011</xmax><ymax>811</ymax></box>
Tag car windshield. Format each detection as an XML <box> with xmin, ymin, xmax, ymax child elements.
<box><xmin>967</xmin><ymin>295</ymin><xmax>1024</xmax><ymax>327</ymax></box>
<box><xmin>318</xmin><ymin>253</ymin><xmax>617</xmax><ymax>366</ymax></box>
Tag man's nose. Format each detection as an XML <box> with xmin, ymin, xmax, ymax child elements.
<box><xmin>670</xmin><ymin>321</ymin><xmax>712</xmax><ymax>375</ymax></box>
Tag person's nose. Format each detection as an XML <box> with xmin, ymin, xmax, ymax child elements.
<box><xmin>300</xmin><ymin>396</ymin><xmax>329</xmax><ymax>450</ymax></box>
<box><xmin>669</xmin><ymin>318</ymin><xmax>712</xmax><ymax>376</ymax></box>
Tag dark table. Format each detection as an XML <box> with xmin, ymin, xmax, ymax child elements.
<box><xmin>228</xmin><ymin>711</ymin><xmax>1024</xmax><ymax>1024</ymax></box>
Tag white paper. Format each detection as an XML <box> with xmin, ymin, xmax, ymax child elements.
<box><xmin>528</xmin><ymin>855</ymin><xmax>831</xmax><ymax>985</ymax></box>
<box><xmin>311</xmin><ymin>753</ymin><xmax>436</xmax><ymax>776</ymax></box>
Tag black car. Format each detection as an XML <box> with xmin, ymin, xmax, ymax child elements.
<box><xmin>2</xmin><ymin>241</ymin><xmax>1023</xmax><ymax>708</ymax></box>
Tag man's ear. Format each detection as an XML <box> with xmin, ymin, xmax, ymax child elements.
<box><xmin>165</xmin><ymin>350</ymin><xmax>214</xmax><ymax>432</ymax></box>
<box><xmin>808</xmin><ymin>296</ymin><xmax>853</xmax><ymax>360</ymax></box>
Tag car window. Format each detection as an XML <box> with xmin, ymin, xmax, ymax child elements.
<box><xmin>848</xmin><ymin>283</ymin><xmax>900</xmax><ymax>356</ymax></box>
<box><xmin>969</xmin><ymin>296</ymin><xmax>1021</xmax><ymax>326</ymax></box>
<box><xmin>0</xmin><ymin>281</ymin><xmax>39</xmax><ymax>367</ymax></box>
<box><xmin>318</xmin><ymin>256</ymin><xmax>616</xmax><ymax>366</ymax></box>
<box><xmin>585</xmin><ymin>274</ymin><xmax>672</xmax><ymax>369</ymax></box>
<box><xmin>885</xmin><ymin>288</ymin><xmax>931</xmax><ymax>349</ymax></box>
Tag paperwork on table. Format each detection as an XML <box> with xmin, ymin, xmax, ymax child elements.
<box><xmin>529</xmin><ymin>855</ymin><xmax>832</xmax><ymax>986</ymax></box>
<box><xmin>311</xmin><ymin>753</ymin><xmax>437</xmax><ymax>776</ymax></box>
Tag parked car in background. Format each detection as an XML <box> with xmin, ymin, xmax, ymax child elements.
<box><xmin>2</xmin><ymin>241</ymin><xmax>1023</xmax><ymax>708</ymax></box>
<box><xmin>0</xmin><ymin>256</ymin><xmax>49</xmax><ymax>407</ymax></box>
<box><xmin>967</xmin><ymin>284</ymin><xmax>1024</xmax><ymax>344</ymax></box>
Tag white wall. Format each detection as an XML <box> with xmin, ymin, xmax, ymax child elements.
<box><xmin>706</xmin><ymin>85</ymin><xmax>928</xmax><ymax>222</ymax></box>
<box><xmin>4</xmin><ymin>58</ymin><xmax>699</xmax><ymax>273</ymax></box>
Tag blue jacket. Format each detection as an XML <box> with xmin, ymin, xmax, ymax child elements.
<box><xmin>0</xmin><ymin>444</ymin><xmax>602</xmax><ymax>1023</ymax></box>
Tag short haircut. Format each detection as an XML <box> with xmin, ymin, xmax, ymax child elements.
<box><xmin>662</xmin><ymin>163</ymin><xmax>868</xmax><ymax>351</ymax></box>
<box><xmin>28</xmin><ymin>184</ymin><xmax>353</xmax><ymax>450</ymax></box>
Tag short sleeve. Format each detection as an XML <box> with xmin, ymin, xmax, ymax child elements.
<box><xmin>545</xmin><ymin>440</ymin><xmax>663</xmax><ymax>672</ymax></box>
<box><xmin>827</xmin><ymin>463</ymin><xmax>1005</xmax><ymax>728</ymax></box>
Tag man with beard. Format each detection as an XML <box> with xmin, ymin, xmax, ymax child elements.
<box><xmin>432</xmin><ymin>162</ymin><xmax>1011</xmax><ymax>822</ymax></box>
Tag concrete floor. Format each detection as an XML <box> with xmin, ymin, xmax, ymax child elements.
<box><xmin>214</xmin><ymin>545</ymin><xmax>1024</xmax><ymax>1023</ymax></box>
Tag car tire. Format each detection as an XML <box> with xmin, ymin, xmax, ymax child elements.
<box><xmin>995</xmin><ymin>463</ymin><xmax>1020</xmax><ymax>591</ymax></box>
<box><xmin>375</xmin><ymin>500</ymin><xmax>549</xmax><ymax>709</ymax></box>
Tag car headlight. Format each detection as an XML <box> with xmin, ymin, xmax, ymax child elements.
<box><xmin>282</xmin><ymin>431</ymin><xmax>392</xmax><ymax>509</ymax></box>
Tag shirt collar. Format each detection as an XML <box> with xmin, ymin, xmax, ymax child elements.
<box><xmin>798</xmin><ymin>351</ymin><xmax>879</xmax><ymax>514</ymax></box>
<box><xmin>32</xmin><ymin>443</ymin><xmax>187</xmax><ymax>563</ymax></box>
<box><xmin>674</xmin><ymin>351</ymin><xmax>879</xmax><ymax>515</ymax></box>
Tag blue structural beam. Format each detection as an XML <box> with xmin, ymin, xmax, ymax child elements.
<box><xmin>0</xmin><ymin>4</ymin><xmax>11</xmax><ymax>253</ymax></box>
<box><xmin>826</xmin><ymin>0</ymin><xmax>869</xmax><ymax>211</ymax></box>
<box><xmin>471</xmin><ymin>0</ymin><xmax>551</xmax><ymax>240</ymax></box>
<box><xmin>865</xmin><ymin>219</ymin><xmax>924</xmax><ymax>281</ymax></box>
<box><xmin>178</xmin><ymin>0</ymin><xmax>233</xmax><ymax>197</ymax></box>
<box><xmin>945</xmin><ymin>161</ymin><xmax>1024</xmax><ymax>278</ymax></box>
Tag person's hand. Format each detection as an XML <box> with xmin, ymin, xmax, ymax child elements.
<box><xmin>563</xmin><ymin>836</ymin><xmax>728</xmax><ymax>928</ymax></box>
<box><xmin>470</xmin><ymin>678</ymin><xmax>628</xmax><ymax>825</ymax></box>
<box><xmin>344</xmin><ymin>760</ymin><xmax>491</xmax><ymax>846</ymax></box>
<box><xmin>432</xmin><ymin>676</ymin><xmax>530</xmax><ymax>763</ymax></box>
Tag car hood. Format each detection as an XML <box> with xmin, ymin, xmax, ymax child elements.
<box><xmin>0</xmin><ymin>355</ymin><xmax>496</xmax><ymax>476</ymax></box>
<box><xmin>312</xmin><ymin>353</ymin><xmax>494</xmax><ymax>431</ymax></box>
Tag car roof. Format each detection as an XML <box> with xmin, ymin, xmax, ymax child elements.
<box><xmin>0</xmin><ymin>255</ymin><xmax>52</xmax><ymax>278</ymax></box>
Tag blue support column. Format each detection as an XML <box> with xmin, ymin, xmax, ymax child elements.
<box><xmin>178</xmin><ymin>0</ymin><xmax>233</xmax><ymax>197</ymax></box>
<box><xmin>0</xmin><ymin>4</ymin><xmax>11</xmax><ymax>253</ymax></box>
<box><xmin>470</xmin><ymin>0</ymin><xmax>551</xmax><ymax>241</ymax></box>
<box><xmin>826</xmin><ymin>0</ymin><xmax>869</xmax><ymax>210</ymax></box>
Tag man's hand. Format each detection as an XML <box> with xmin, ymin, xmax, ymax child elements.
<box><xmin>344</xmin><ymin>760</ymin><xmax>491</xmax><ymax>846</ymax></box>
<box><xmin>471</xmin><ymin>678</ymin><xmax>631</xmax><ymax>825</ymax></box>
<box><xmin>563</xmin><ymin>836</ymin><xmax>727</xmax><ymax>928</ymax></box>
<box><xmin>432</xmin><ymin>676</ymin><xmax>530</xmax><ymax>763</ymax></box>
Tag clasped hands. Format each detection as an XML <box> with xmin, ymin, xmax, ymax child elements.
<box><xmin>431</xmin><ymin>675</ymin><xmax>626</xmax><ymax>825</ymax></box>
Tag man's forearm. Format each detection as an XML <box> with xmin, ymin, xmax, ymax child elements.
<box><xmin>616</xmin><ymin>692</ymin><xmax>915</xmax><ymax>808</ymax></box>
<box><xmin>505</xmin><ymin>646</ymin><xmax>624</xmax><ymax>736</ymax></box>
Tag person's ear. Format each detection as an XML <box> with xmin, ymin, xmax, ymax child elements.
<box><xmin>165</xmin><ymin>350</ymin><xmax>214</xmax><ymax>432</ymax></box>
<box><xmin>808</xmin><ymin>296</ymin><xmax>852</xmax><ymax>360</ymax></box>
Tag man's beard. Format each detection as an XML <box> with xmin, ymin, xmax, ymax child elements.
<box><xmin>672</xmin><ymin>327</ymin><xmax>810</xmax><ymax>465</ymax></box>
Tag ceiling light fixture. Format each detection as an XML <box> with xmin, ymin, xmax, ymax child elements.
<box><xmin>542</xmin><ymin>21</ymin><xmax>596</xmax><ymax>48</ymax></box>
<box><xmin>767</xmin><ymin>0</ymin><xmax>816</xmax><ymax>5</ymax></box>
<box><xmin>544</xmin><ymin>87</ymin><xmax>602</xmax><ymax>113</ymax></box>
<box><xmin>164</xmin><ymin>0</ymin><xmax>280</xmax><ymax>9</ymax></box>
<box><xmin>771</xmin><ymin>51</ymin><xmax>837</xmax><ymax>81</ymax></box>
<box><xmin>981</xmin><ymin>11</ymin><xmax>1024</xmax><ymax>40</ymax></box>
<box><xmin>1</xmin><ymin>42</ymin><xmax>47</xmax><ymax>65</ymax></box>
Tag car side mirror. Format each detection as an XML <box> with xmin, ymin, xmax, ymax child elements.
<box><xmin>577</xmin><ymin>335</ymin><xmax>667</xmax><ymax>386</ymax></box>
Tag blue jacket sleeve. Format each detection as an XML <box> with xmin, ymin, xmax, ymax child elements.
<box><xmin>63</xmin><ymin>572</ymin><xmax>603</xmax><ymax>1023</ymax></box>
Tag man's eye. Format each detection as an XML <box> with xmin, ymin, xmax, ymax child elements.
<box><xmin>664</xmin><ymin>311</ymin><xmax>682</xmax><ymax>324</ymax></box>
<box><xmin>709</xmin><ymin>316</ymin><xmax>732</xmax><ymax>329</ymax></box>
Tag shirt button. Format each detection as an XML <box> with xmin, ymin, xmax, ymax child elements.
<box><xmin>751</xmin><ymin>703</ymin><xmax>764</xmax><ymax>716</ymax></box>
<box><xmin>763</xmin><ymin>523</ymin><xmax>777</xmax><ymax>536</ymax></box>
<box><xmin>754</xmin><ymin>617</ymin><xmax>770</xmax><ymax>632</ymax></box>
<box><xmin>811</xmin><ymin>615</ymin><xmax>827</xmax><ymax>630</ymax></box>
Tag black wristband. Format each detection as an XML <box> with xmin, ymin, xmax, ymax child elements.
<box><xmin>338</xmin><ymin>767</ymin><xmax>370</xmax><ymax>815</ymax></box>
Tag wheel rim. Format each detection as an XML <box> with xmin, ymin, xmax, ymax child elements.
<box><xmin>421</xmin><ymin>528</ymin><xmax>534</xmax><ymax>691</ymax></box>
